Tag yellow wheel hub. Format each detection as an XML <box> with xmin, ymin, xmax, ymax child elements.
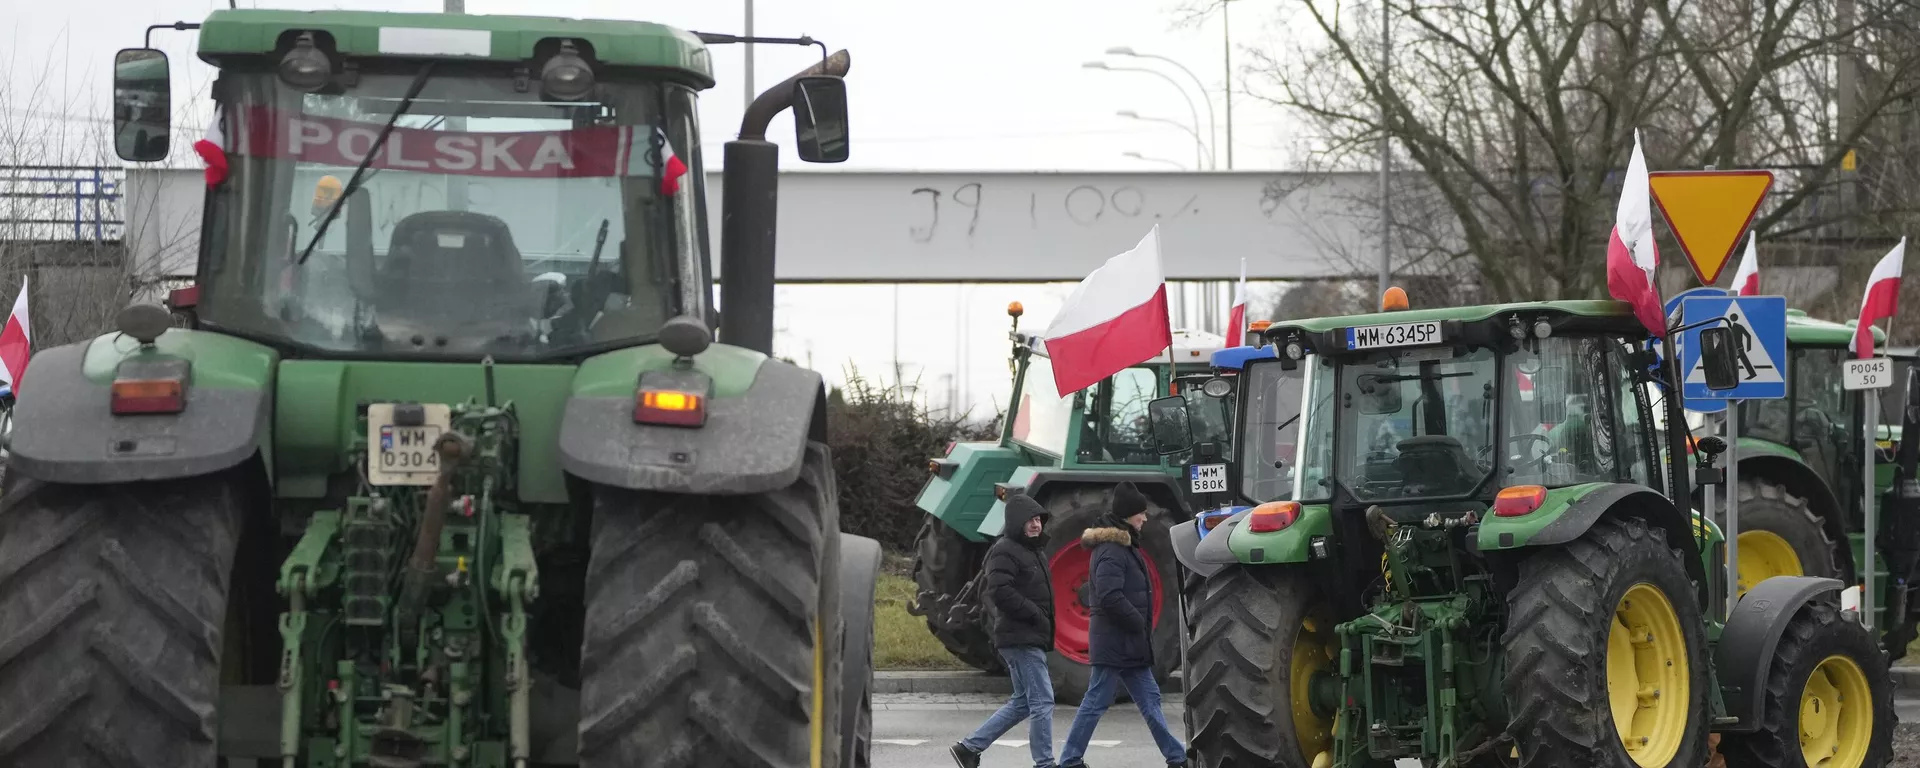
<box><xmin>1800</xmin><ymin>654</ymin><xmax>1872</xmax><ymax>768</ymax></box>
<box><xmin>1292</xmin><ymin>611</ymin><xmax>1337</xmax><ymax>763</ymax></box>
<box><xmin>1608</xmin><ymin>583</ymin><xmax>1690</xmax><ymax>767</ymax></box>
<box><xmin>1736</xmin><ymin>530</ymin><xmax>1805</xmax><ymax>597</ymax></box>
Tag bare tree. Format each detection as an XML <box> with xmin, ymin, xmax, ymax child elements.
<box><xmin>1202</xmin><ymin>0</ymin><xmax>1920</xmax><ymax>321</ymax></box>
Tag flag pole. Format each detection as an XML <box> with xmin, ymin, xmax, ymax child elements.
<box><xmin>1161</xmin><ymin>228</ymin><xmax>1177</xmax><ymax>395</ymax></box>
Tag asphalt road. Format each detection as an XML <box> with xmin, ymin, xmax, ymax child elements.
<box><xmin>877</xmin><ymin>695</ymin><xmax>1920</xmax><ymax>768</ymax></box>
<box><xmin>875</xmin><ymin>693</ymin><xmax>1183</xmax><ymax>768</ymax></box>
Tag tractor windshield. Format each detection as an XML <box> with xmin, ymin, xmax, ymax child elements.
<box><xmin>195</xmin><ymin>65</ymin><xmax>707</xmax><ymax>360</ymax></box>
<box><xmin>1334</xmin><ymin>346</ymin><xmax>1498</xmax><ymax>501</ymax></box>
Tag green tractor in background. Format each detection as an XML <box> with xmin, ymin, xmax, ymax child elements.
<box><xmin>910</xmin><ymin>302</ymin><xmax>1232</xmax><ymax>702</ymax></box>
<box><xmin>0</xmin><ymin>10</ymin><xmax>879</xmax><ymax>766</ymax></box>
<box><xmin>1684</xmin><ymin>309</ymin><xmax>1920</xmax><ymax>656</ymax></box>
<box><xmin>1160</xmin><ymin>296</ymin><xmax>1895</xmax><ymax>768</ymax></box>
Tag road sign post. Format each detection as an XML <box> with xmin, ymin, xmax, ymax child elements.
<box><xmin>1681</xmin><ymin>294</ymin><xmax>1789</xmax><ymax>618</ymax></box>
<box><xmin>1846</xmin><ymin>356</ymin><xmax>1893</xmax><ymax>630</ymax></box>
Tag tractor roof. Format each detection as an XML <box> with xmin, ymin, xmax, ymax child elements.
<box><xmin>1267</xmin><ymin>299</ymin><xmax>1634</xmax><ymax>338</ymax></box>
<box><xmin>1784</xmin><ymin>308</ymin><xmax>1885</xmax><ymax>347</ymax></box>
<box><xmin>1016</xmin><ymin>328</ymin><xmax>1227</xmax><ymax>366</ymax></box>
<box><xmin>1210</xmin><ymin>345</ymin><xmax>1277</xmax><ymax>371</ymax></box>
<box><xmin>196</xmin><ymin>8</ymin><xmax>714</xmax><ymax>87</ymax></box>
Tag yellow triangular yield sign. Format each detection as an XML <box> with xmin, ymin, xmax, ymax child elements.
<box><xmin>1648</xmin><ymin>170</ymin><xmax>1774</xmax><ymax>286</ymax></box>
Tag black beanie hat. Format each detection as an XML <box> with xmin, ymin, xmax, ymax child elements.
<box><xmin>1111</xmin><ymin>482</ymin><xmax>1148</xmax><ymax>518</ymax></box>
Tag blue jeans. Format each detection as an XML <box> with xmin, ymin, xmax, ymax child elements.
<box><xmin>961</xmin><ymin>646</ymin><xmax>1056</xmax><ymax>766</ymax></box>
<box><xmin>1059</xmin><ymin>664</ymin><xmax>1186</xmax><ymax>765</ymax></box>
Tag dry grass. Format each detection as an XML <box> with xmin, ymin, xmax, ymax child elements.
<box><xmin>872</xmin><ymin>563</ymin><xmax>967</xmax><ymax>670</ymax></box>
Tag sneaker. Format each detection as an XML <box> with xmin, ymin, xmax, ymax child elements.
<box><xmin>949</xmin><ymin>743</ymin><xmax>981</xmax><ymax>768</ymax></box>
<box><xmin>1167</xmin><ymin>761</ymin><xmax>1189</xmax><ymax>768</ymax></box>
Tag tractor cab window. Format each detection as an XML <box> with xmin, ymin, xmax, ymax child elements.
<box><xmin>1504</xmin><ymin>337</ymin><xmax>1620</xmax><ymax>487</ymax></box>
<box><xmin>1079</xmin><ymin>367</ymin><xmax>1161</xmax><ymax>465</ymax></box>
<box><xmin>197</xmin><ymin>65</ymin><xmax>707</xmax><ymax>360</ymax></box>
<box><xmin>1238</xmin><ymin>358</ymin><xmax>1323</xmax><ymax>502</ymax></box>
<box><xmin>1011</xmin><ymin>354</ymin><xmax>1074</xmax><ymax>458</ymax></box>
<box><xmin>1335</xmin><ymin>347</ymin><xmax>1497</xmax><ymax>501</ymax></box>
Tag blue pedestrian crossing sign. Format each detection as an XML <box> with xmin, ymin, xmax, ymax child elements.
<box><xmin>1679</xmin><ymin>294</ymin><xmax>1788</xmax><ymax>401</ymax></box>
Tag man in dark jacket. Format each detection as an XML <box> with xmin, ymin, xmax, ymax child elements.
<box><xmin>1057</xmin><ymin>482</ymin><xmax>1188</xmax><ymax>768</ymax></box>
<box><xmin>951</xmin><ymin>494</ymin><xmax>1058</xmax><ymax>768</ymax></box>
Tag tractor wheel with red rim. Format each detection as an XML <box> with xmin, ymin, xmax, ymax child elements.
<box><xmin>1040</xmin><ymin>485</ymin><xmax>1182</xmax><ymax>706</ymax></box>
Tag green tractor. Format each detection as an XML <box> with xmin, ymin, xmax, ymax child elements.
<box><xmin>1160</xmin><ymin>297</ymin><xmax>1896</xmax><ymax>768</ymax></box>
<box><xmin>0</xmin><ymin>10</ymin><xmax>879</xmax><ymax>767</ymax></box>
<box><xmin>1684</xmin><ymin>310</ymin><xmax>1920</xmax><ymax>656</ymax></box>
<box><xmin>909</xmin><ymin>303</ymin><xmax>1231</xmax><ymax>702</ymax></box>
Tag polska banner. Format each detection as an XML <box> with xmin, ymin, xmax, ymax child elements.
<box><xmin>231</xmin><ymin>105</ymin><xmax>676</xmax><ymax>180</ymax></box>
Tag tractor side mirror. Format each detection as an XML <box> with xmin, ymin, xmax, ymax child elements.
<box><xmin>1147</xmin><ymin>395</ymin><xmax>1193</xmax><ymax>455</ymax></box>
<box><xmin>792</xmin><ymin>76</ymin><xmax>850</xmax><ymax>163</ymax></box>
<box><xmin>1697</xmin><ymin>326</ymin><xmax>1741</xmax><ymax>391</ymax></box>
<box><xmin>1535</xmin><ymin>365</ymin><xmax>1568</xmax><ymax>424</ymax></box>
<box><xmin>113</xmin><ymin>48</ymin><xmax>172</xmax><ymax>162</ymax></box>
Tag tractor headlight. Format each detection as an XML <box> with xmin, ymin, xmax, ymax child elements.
<box><xmin>278</xmin><ymin>34</ymin><xmax>332</xmax><ymax>92</ymax></box>
<box><xmin>541</xmin><ymin>40</ymin><xmax>595</xmax><ymax>101</ymax></box>
<box><xmin>1202</xmin><ymin>377</ymin><xmax>1233</xmax><ymax>398</ymax></box>
<box><xmin>1284</xmin><ymin>340</ymin><xmax>1305</xmax><ymax>360</ymax></box>
<box><xmin>1533</xmin><ymin>319</ymin><xmax>1553</xmax><ymax>339</ymax></box>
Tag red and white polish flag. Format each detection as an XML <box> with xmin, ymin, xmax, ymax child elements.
<box><xmin>1225</xmin><ymin>258</ymin><xmax>1248</xmax><ymax>347</ymax></box>
<box><xmin>1731</xmin><ymin>232</ymin><xmax>1761</xmax><ymax>296</ymax></box>
<box><xmin>195</xmin><ymin>107</ymin><xmax>229</xmax><ymax>187</ymax></box>
<box><xmin>1605</xmin><ymin>131</ymin><xmax>1665</xmax><ymax>337</ymax></box>
<box><xmin>1041</xmin><ymin>226</ymin><xmax>1174</xmax><ymax>397</ymax></box>
<box><xmin>1851</xmin><ymin>236</ymin><xmax>1907</xmax><ymax>359</ymax></box>
<box><xmin>0</xmin><ymin>276</ymin><xmax>32</xmax><ymax>394</ymax></box>
<box><xmin>657</xmin><ymin>127</ymin><xmax>688</xmax><ymax>196</ymax></box>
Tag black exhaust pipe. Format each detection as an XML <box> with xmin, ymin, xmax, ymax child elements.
<box><xmin>718</xmin><ymin>49</ymin><xmax>850</xmax><ymax>355</ymax></box>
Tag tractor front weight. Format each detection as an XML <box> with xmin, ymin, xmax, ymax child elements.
<box><xmin>275</xmin><ymin>401</ymin><xmax>534</xmax><ymax>765</ymax></box>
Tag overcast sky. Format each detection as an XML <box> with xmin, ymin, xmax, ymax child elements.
<box><xmin>9</xmin><ymin>0</ymin><xmax>1309</xmax><ymax>419</ymax></box>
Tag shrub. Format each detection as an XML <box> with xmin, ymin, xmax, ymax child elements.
<box><xmin>827</xmin><ymin>367</ymin><xmax>999</xmax><ymax>551</ymax></box>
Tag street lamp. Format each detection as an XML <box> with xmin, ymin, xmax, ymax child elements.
<box><xmin>1084</xmin><ymin>61</ymin><xmax>1207</xmax><ymax>168</ymax></box>
<box><xmin>1107</xmin><ymin>46</ymin><xmax>1225</xmax><ymax>169</ymax></box>
<box><xmin>1117</xmin><ymin>110</ymin><xmax>1213</xmax><ymax>169</ymax></box>
<box><xmin>1123</xmin><ymin>151</ymin><xmax>1187</xmax><ymax>170</ymax></box>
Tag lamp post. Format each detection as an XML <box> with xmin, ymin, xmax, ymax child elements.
<box><xmin>1123</xmin><ymin>151</ymin><xmax>1187</xmax><ymax>170</ymax></box>
<box><xmin>1107</xmin><ymin>43</ymin><xmax>1228</xmax><ymax>169</ymax></box>
<box><xmin>744</xmin><ymin>0</ymin><xmax>755</xmax><ymax>109</ymax></box>
<box><xmin>1116</xmin><ymin>110</ymin><xmax>1213</xmax><ymax>169</ymax></box>
<box><xmin>1085</xmin><ymin>61</ymin><xmax>1207</xmax><ymax>168</ymax></box>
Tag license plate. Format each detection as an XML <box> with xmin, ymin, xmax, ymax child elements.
<box><xmin>1189</xmin><ymin>463</ymin><xmax>1228</xmax><ymax>493</ymax></box>
<box><xmin>1347</xmin><ymin>321</ymin><xmax>1440</xmax><ymax>350</ymax></box>
<box><xmin>366</xmin><ymin>403</ymin><xmax>452</xmax><ymax>486</ymax></box>
<box><xmin>1844</xmin><ymin>358</ymin><xmax>1892</xmax><ymax>390</ymax></box>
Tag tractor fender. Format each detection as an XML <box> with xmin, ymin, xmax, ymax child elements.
<box><xmin>1170</xmin><ymin>519</ymin><xmax>1226</xmax><ymax>579</ymax></box>
<box><xmin>1713</xmin><ymin>575</ymin><xmax>1845</xmax><ymax>733</ymax></box>
<box><xmin>1481</xmin><ymin>483</ymin><xmax>1705</xmax><ymax>585</ymax></box>
<box><xmin>557</xmin><ymin>346</ymin><xmax>825</xmax><ymax>495</ymax></box>
<box><xmin>8</xmin><ymin>331</ymin><xmax>277</xmax><ymax>485</ymax></box>
<box><xmin>1193</xmin><ymin>508</ymin><xmax>1254</xmax><ymax>565</ymax></box>
<box><xmin>836</xmin><ymin>533</ymin><xmax>882</xmax><ymax>763</ymax></box>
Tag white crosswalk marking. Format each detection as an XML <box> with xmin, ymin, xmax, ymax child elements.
<box><xmin>873</xmin><ymin>739</ymin><xmax>927</xmax><ymax>747</ymax></box>
<box><xmin>992</xmin><ymin>740</ymin><xmax>1029</xmax><ymax>747</ymax></box>
<box><xmin>1088</xmin><ymin>740</ymin><xmax>1122</xmax><ymax>747</ymax></box>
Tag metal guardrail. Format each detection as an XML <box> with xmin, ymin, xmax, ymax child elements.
<box><xmin>0</xmin><ymin>165</ymin><xmax>124</xmax><ymax>241</ymax></box>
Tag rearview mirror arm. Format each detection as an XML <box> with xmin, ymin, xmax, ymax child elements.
<box><xmin>145</xmin><ymin>22</ymin><xmax>200</xmax><ymax>49</ymax></box>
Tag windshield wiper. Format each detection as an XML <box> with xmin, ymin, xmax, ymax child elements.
<box><xmin>296</xmin><ymin>62</ymin><xmax>439</xmax><ymax>267</ymax></box>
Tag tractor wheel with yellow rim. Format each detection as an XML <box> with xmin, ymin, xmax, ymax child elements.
<box><xmin>1718</xmin><ymin>598</ymin><xmax>1892</xmax><ymax>768</ymax></box>
<box><xmin>1503</xmin><ymin>515</ymin><xmax>1712</xmax><ymax>768</ymax></box>
<box><xmin>1184</xmin><ymin>566</ymin><xmax>1338</xmax><ymax>768</ymax></box>
<box><xmin>1718</xmin><ymin>477</ymin><xmax>1840</xmax><ymax>597</ymax></box>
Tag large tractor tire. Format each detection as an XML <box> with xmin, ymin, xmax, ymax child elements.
<box><xmin>1183</xmin><ymin>566</ymin><xmax>1337</xmax><ymax>768</ymax></box>
<box><xmin>837</xmin><ymin>533</ymin><xmax>882</xmax><ymax>768</ymax></box>
<box><xmin>909</xmin><ymin>514</ymin><xmax>1000</xmax><ymax>672</ymax></box>
<box><xmin>1717</xmin><ymin>477</ymin><xmax>1841</xmax><ymax>596</ymax></box>
<box><xmin>1718</xmin><ymin>597</ymin><xmax>1893</xmax><ymax>768</ymax></box>
<box><xmin>0</xmin><ymin>471</ymin><xmax>246</xmax><ymax>766</ymax></box>
<box><xmin>1503</xmin><ymin>515</ymin><xmax>1713</xmax><ymax>768</ymax></box>
<box><xmin>1040</xmin><ymin>485</ymin><xmax>1181</xmax><ymax>705</ymax></box>
<box><xmin>579</xmin><ymin>442</ymin><xmax>845</xmax><ymax>768</ymax></box>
